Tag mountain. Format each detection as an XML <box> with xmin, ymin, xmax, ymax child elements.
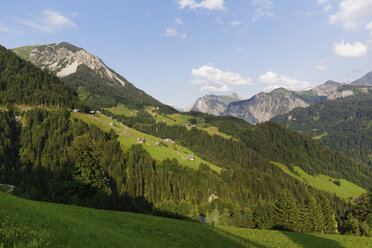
<box><xmin>309</xmin><ymin>80</ymin><xmax>342</xmax><ymax>96</ymax></box>
<box><xmin>351</xmin><ymin>71</ymin><xmax>372</xmax><ymax>86</ymax></box>
<box><xmin>0</xmin><ymin>45</ymin><xmax>85</xmax><ymax>110</ymax></box>
<box><xmin>12</xmin><ymin>42</ymin><xmax>175</xmax><ymax>112</ymax></box>
<box><xmin>221</xmin><ymin>88</ymin><xmax>325</xmax><ymax>124</ymax></box>
<box><xmin>272</xmin><ymin>86</ymin><xmax>372</xmax><ymax>165</ymax></box>
<box><xmin>189</xmin><ymin>93</ymin><xmax>243</xmax><ymax>115</ymax></box>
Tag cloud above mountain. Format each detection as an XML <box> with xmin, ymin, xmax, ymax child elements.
<box><xmin>259</xmin><ymin>71</ymin><xmax>310</xmax><ymax>92</ymax></box>
<box><xmin>178</xmin><ymin>0</ymin><xmax>225</xmax><ymax>10</ymax></box>
<box><xmin>18</xmin><ymin>9</ymin><xmax>77</xmax><ymax>33</ymax></box>
<box><xmin>333</xmin><ymin>40</ymin><xmax>367</xmax><ymax>57</ymax></box>
<box><xmin>191</xmin><ymin>65</ymin><xmax>252</xmax><ymax>92</ymax></box>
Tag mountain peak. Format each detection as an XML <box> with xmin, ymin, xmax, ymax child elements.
<box><xmin>14</xmin><ymin>42</ymin><xmax>126</xmax><ymax>86</ymax></box>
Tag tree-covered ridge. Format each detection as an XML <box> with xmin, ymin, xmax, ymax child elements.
<box><xmin>130</xmin><ymin>111</ymin><xmax>371</xmax><ymax>191</ymax></box>
<box><xmin>0</xmin><ymin>45</ymin><xmax>86</xmax><ymax>110</ymax></box>
<box><xmin>271</xmin><ymin>87</ymin><xmax>372</xmax><ymax>165</ymax></box>
<box><xmin>12</xmin><ymin>43</ymin><xmax>176</xmax><ymax>113</ymax></box>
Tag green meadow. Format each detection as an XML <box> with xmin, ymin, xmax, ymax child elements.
<box><xmin>271</xmin><ymin>161</ymin><xmax>367</xmax><ymax>199</ymax></box>
<box><xmin>1</xmin><ymin>193</ymin><xmax>371</xmax><ymax>248</ymax></box>
<box><xmin>71</xmin><ymin>112</ymin><xmax>222</xmax><ymax>173</ymax></box>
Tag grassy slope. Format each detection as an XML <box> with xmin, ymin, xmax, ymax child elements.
<box><xmin>71</xmin><ymin>112</ymin><xmax>222</xmax><ymax>173</ymax></box>
<box><xmin>1</xmin><ymin>193</ymin><xmax>371</xmax><ymax>248</ymax></box>
<box><xmin>115</xmin><ymin>105</ymin><xmax>235</xmax><ymax>139</ymax></box>
<box><xmin>271</xmin><ymin>162</ymin><xmax>367</xmax><ymax>199</ymax></box>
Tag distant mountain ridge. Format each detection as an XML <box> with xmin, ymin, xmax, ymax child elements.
<box><xmin>221</xmin><ymin>88</ymin><xmax>325</xmax><ymax>123</ymax></box>
<box><xmin>12</xmin><ymin>42</ymin><xmax>175</xmax><ymax>112</ymax></box>
<box><xmin>272</xmin><ymin>86</ymin><xmax>372</xmax><ymax>165</ymax></box>
<box><xmin>189</xmin><ymin>93</ymin><xmax>243</xmax><ymax>115</ymax></box>
<box><xmin>218</xmin><ymin>71</ymin><xmax>372</xmax><ymax>124</ymax></box>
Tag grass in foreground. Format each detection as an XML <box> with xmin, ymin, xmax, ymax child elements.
<box><xmin>271</xmin><ymin>162</ymin><xmax>367</xmax><ymax>199</ymax></box>
<box><xmin>1</xmin><ymin>193</ymin><xmax>371</xmax><ymax>248</ymax></box>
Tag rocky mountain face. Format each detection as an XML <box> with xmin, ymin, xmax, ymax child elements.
<box><xmin>12</xmin><ymin>42</ymin><xmax>174</xmax><ymax>112</ymax></box>
<box><xmin>221</xmin><ymin>72</ymin><xmax>372</xmax><ymax>124</ymax></box>
<box><xmin>351</xmin><ymin>71</ymin><xmax>372</xmax><ymax>86</ymax></box>
<box><xmin>309</xmin><ymin>81</ymin><xmax>341</xmax><ymax>96</ymax></box>
<box><xmin>221</xmin><ymin>88</ymin><xmax>323</xmax><ymax>123</ymax></box>
<box><xmin>190</xmin><ymin>93</ymin><xmax>243</xmax><ymax>116</ymax></box>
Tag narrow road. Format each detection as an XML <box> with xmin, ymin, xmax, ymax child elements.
<box><xmin>0</xmin><ymin>184</ymin><xmax>15</xmax><ymax>194</ymax></box>
<box><xmin>118</xmin><ymin>123</ymin><xmax>128</xmax><ymax>136</ymax></box>
<box><xmin>176</xmin><ymin>151</ymin><xmax>186</xmax><ymax>159</ymax></box>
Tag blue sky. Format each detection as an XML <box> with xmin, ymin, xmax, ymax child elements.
<box><xmin>1</xmin><ymin>0</ymin><xmax>372</xmax><ymax>107</ymax></box>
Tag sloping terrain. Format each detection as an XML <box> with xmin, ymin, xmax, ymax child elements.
<box><xmin>12</xmin><ymin>42</ymin><xmax>175</xmax><ymax>112</ymax></box>
<box><xmin>272</xmin><ymin>87</ymin><xmax>372</xmax><ymax>165</ymax></box>
<box><xmin>1</xmin><ymin>193</ymin><xmax>371</xmax><ymax>248</ymax></box>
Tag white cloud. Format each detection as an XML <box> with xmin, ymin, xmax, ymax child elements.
<box><xmin>323</xmin><ymin>4</ymin><xmax>333</xmax><ymax>12</ymax></box>
<box><xmin>18</xmin><ymin>9</ymin><xmax>77</xmax><ymax>33</ymax></box>
<box><xmin>315</xmin><ymin>65</ymin><xmax>327</xmax><ymax>71</ymax></box>
<box><xmin>259</xmin><ymin>71</ymin><xmax>310</xmax><ymax>91</ymax></box>
<box><xmin>178</xmin><ymin>0</ymin><xmax>225</xmax><ymax>10</ymax></box>
<box><xmin>318</xmin><ymin>0</ymin><xmax>331</xmax><ymax>5</ymax></box>
<box><xmin>165</xmin><ymin>28</ymin><xmax>178</xmax><ymax>37</ymax></box>
<box><xmin>163</xmin><ymin>27</ymin><xmax>187</xmax><ymax>38</ymax></box>
<box><xmin>251</xmin><ymin>0</ymin><xmax>274</xmax><ymax>22</ymax></box>
<box><xmin>174</xmin><ymin>17</ymin><xmax>183</xmax><ymax>25</ymax></box>
<box><xmin>366</xmin><ymin>21</ymin><xmax>372</xmax><ymax>35</ymax></box>
<box><xmin>230</xmin><ymin>20</ymin><xmax>242</xmax><ymax>26</ymax></box>
<box><xmin>333</xmin><ymin>40</ymin><xmax>367</xmax><ymax>57</ymax></box>
<box><xmin>191</xmin><ymin>65</ymin><xmax>252</xmax><ymax>92</ymax></box>
<box><xmin>329</xmin><ymin>0</ymin><xmax>372</xmax><ymax>30</ymax></box>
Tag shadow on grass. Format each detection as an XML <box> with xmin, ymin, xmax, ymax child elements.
<box><xmin>283</xmin><ymin>231</ymin><xmax>345</xmax><ymax>248</ymax></box>
<box><xmin>209</xmin><ymin>226</ymin><xmax>268</xmax><ymax>248</ymax></box>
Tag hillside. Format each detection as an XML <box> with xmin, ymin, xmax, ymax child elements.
<box><xmin>12</xmin><ymin>42</ymin><xmax>175</xmax><ymax>112</ymax></box>
<box><xmin>0</xmin><ymin>45</ymin><xmax>85</xmax><ymax>110</ymax></box>
<box><xmin>272</xmin><ymin>86</ymin><xmax>372</xmax><ymax>165</ymax></box>
<box><xmin>1</xmin><ymin>193</ymin><xmax>371</xmax><ymax>248</ymax></box>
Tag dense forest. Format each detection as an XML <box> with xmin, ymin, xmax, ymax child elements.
<box><xmin>1</xmin><ymin>108</ymin><xmax>371</xmax><ymax>235</ymax></box>
<box><xmin>271</xmin><ymin>87</ymin><xmax>372</xmax><ymax>165</ymax></box>
<box><xmin>126</xmin><ymin>113</ymin><xmax>371</xmax><ymax>190</ymax></box>
<box><xmin>0</xmin><ymin>45</ymin><xmax>87</xmax><ymax>111</ymax></box>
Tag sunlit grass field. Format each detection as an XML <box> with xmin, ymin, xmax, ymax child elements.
<box><xmin>1</xmin><ymin>193</ymin><xmax>371</xmax><ymax>248</ymax></box>
<box><xmin>271</xmin><ymin>161</ymin><xmax>367</xmax><ymax>199</ymax></box>
<box><xmin>71</xmin><ymin>112</ymin><xmax>222</xmax><ymax>173</ymax></box>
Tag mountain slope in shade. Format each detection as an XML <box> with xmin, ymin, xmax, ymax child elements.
<box><xmin>12</xmin><ymin>42</ymin><xmax>175</xmax><ymax>112</ymax></box>
<box><xmin>0</xmin><ymin>44</ymin><xmax>85</xmax><ymax>110</ymax></box>
<box><xmin>221</xmin><ymin>88</ymin><xmax>324</xmax><ymax>123</ymax></box>
<box><xmin>190</xmin><ymin>93</ymin><xmax>243</xmax><ymax>115</ymax></box>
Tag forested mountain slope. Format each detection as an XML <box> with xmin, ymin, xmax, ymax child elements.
<box><xmin>0</xmin><ymin>45</ymin><xmax>85</xmax><ymax>110</ymax></box>
<box><xmin>12</xmin><ymin>42</ymin><xmax>175</xmax><ymax>112</ymax></box>
<box><xmin>272</xmin><ymin>87</ymin><xmax>372</xmax><ymax>165</ymax></box>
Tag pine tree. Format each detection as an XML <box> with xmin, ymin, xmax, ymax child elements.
<box><xmin>274</xmin><ymin>192</ymin><xmax>300</xmax><ymax>231</ymax></box>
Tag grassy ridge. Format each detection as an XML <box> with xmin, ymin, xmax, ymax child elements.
<box><xmin>1</xmin><ymin>193</ymin><xmax>371</xmax><ymax>248</ymax></box>
<box><xmin>71</xmin><ymin>112</ymin><xmax>222</xmax><ymax>173</ymax></box>
<box><xmin>271</xmin><ymin>162</ymin><xmax>367</xmax><ymax>199</ymax></box>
